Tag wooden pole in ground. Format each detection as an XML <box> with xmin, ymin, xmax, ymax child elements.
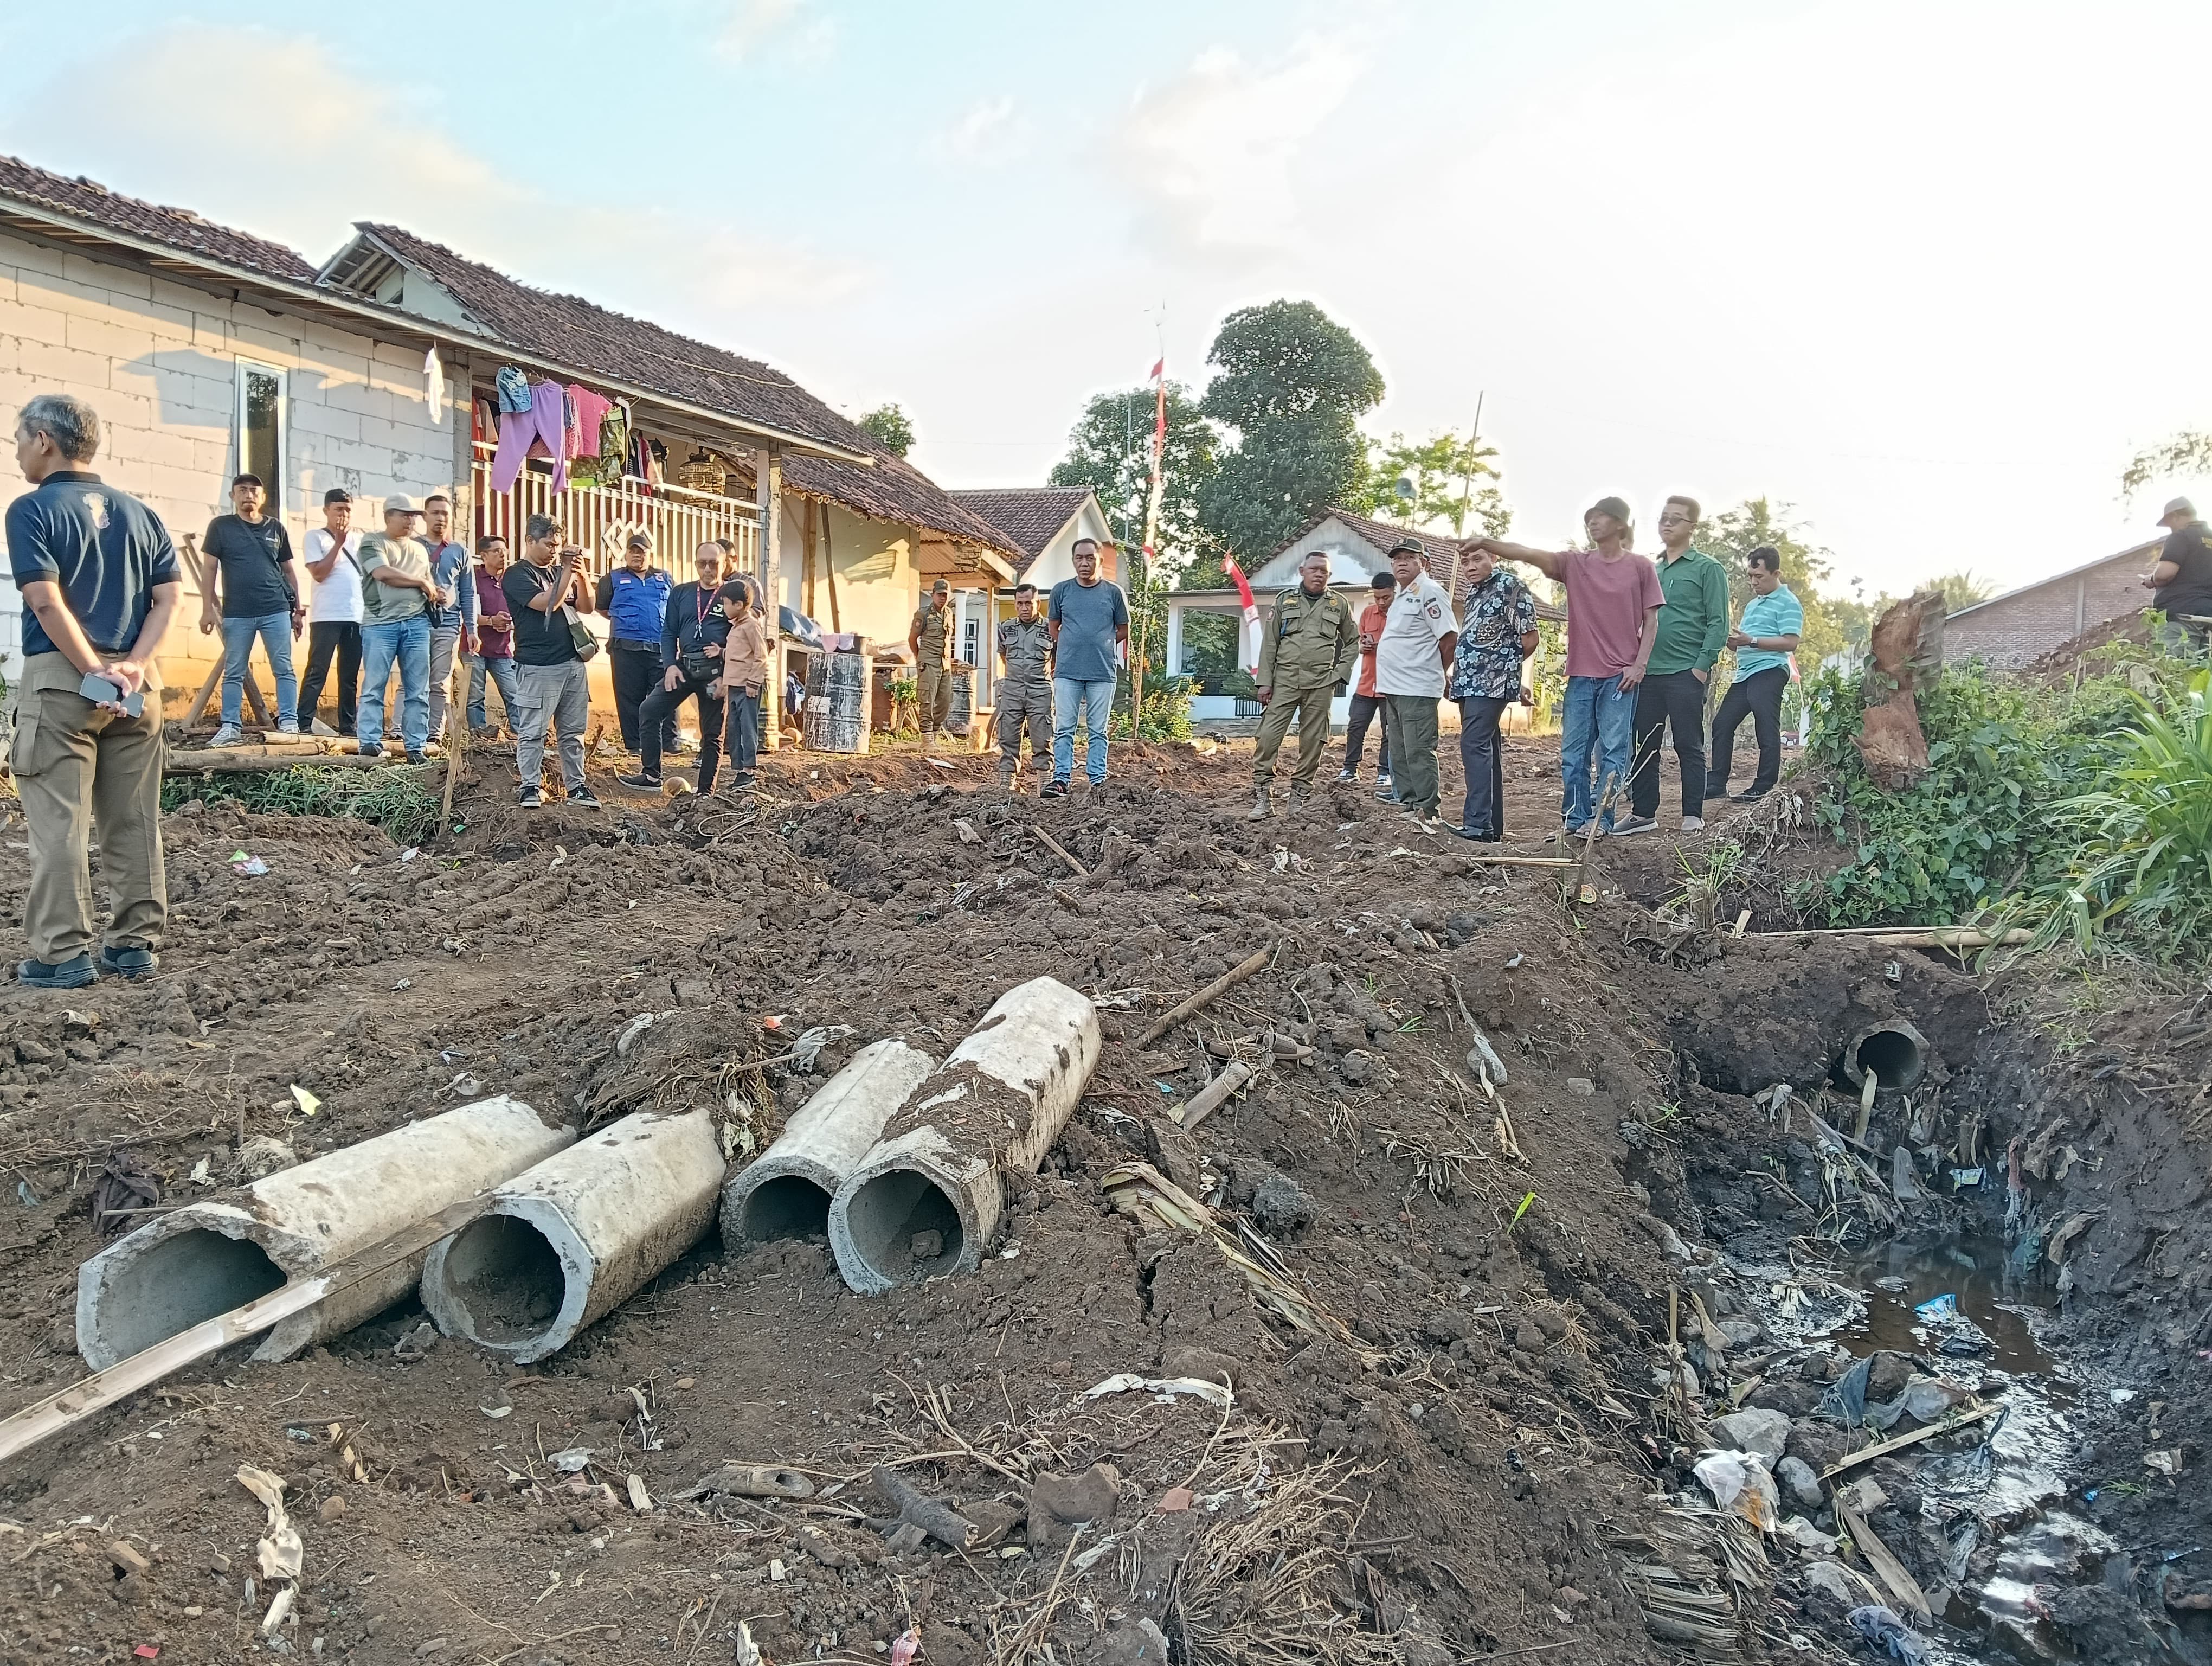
<box><xmin>438</xmin><ymin>704</ymin><xmax>466</xmax><ymax>838</ymax></box>
<box><xmin>1560</xmin><ymin>770</ymin><xmax>1617</xmax><ymax>913</ymax></box>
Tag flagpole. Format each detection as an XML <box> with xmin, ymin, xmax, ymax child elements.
<box><xmin>1133</xmin><ymin>338</ymin><xmax>1167</xmax><ymax>731</ymax></box>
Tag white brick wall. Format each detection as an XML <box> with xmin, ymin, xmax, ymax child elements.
<box><xmin>1</xmin><ymin>229</ymin><xmax>458</xmax><ymax>685</ymax></box>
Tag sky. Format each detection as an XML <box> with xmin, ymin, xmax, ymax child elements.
<box><xmin>4</xmin><ymin>0</ymin><xmax>2207</xmax><ymax>602</ymax></box>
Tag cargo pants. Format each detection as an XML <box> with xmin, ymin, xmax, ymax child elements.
<box><xmin>1251</xmin><ymin>683</ymin><xmax>1335</xmax><ymax>791</ymax></box>
<box><xmin>997</xmin><ymin>676</ymin><xmax>1052</xmax><ymax>779</ymax></box>
<box><xmin>7</xmin><ymin>651</ymin><xmax>168</xmax><ymax>964</ymax></box>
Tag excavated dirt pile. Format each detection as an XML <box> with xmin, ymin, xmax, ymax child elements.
<box><xmin>0</xmin><ymin>742</ymin><xmax>2204</xmax><ymax>1666</ymax></box>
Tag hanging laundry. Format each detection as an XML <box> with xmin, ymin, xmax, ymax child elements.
<box><xmin>599</xmin><ymin>405</ymin><xmax>630</xmax><ymax>475</ymax></box>
<box><xmin>566</xmin><ymin>386</ymin><xmax>615</xmax><ymax>459</ymax></box>
<box><xmin>472</xmin><ymin>398</ymin><xmax>498</xmax><ymax>447</ymax></box>
<box><xmin>424</xmin><ymin>346</ymin><xmax>447</xmax><ymax>425</ymax></box>
<box><xmin>490</xmin><ymin>379</ymin><xmax>570</xmax><ymax>494</ymax></box>
<box><xmin>494</xmin><ymin>366</ymin><xmax>532</xmax><ymax>414</ymax></box>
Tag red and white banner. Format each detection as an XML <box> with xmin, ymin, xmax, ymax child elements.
<box><xmin>1224</xmin><ymin>558</ymin><xmax>1262</xmax><ymax>672</ymax></box>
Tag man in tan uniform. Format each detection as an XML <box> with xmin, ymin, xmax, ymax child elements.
<box><xmin>1249</xmin><ymin>549</ymin><xmax>1359</xmax><ymax>818</ymax></box>
<box><xmin>994</xmin><ymin>582</ymin><xmax>1053</xmax><ymax>790</ymax></box>
<box><xmin>7</xmin><ymin>394</ymin><xmax>182</xmax><ymax>989</ymax></box>
<box><xmin>909</xmin><ymin>576</ymin><xmax>956</xmax><ymax>746</ymax></box>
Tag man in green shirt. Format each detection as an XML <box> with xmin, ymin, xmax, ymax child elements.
<box><xmin>1618</xmin><ymin>494</ymin><xmax>1729</xmax><ymax>835</ymax></box>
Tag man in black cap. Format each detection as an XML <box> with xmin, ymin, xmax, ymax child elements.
<box><xmin>2146</xmin><ymin>496</ymin><xmax>2212</xmax><ymax>656</ymax></box>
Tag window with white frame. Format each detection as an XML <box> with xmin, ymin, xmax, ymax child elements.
<box><xmin>234</xmin><ymin>360</ymin><xmax>286</xmax><ymax>509</ymax></box>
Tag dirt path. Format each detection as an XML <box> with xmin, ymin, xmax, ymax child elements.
<box><xmin>0</xmin><ymin>732</ymin><xmax>2200</xmax><ymax>1665</ymax></box>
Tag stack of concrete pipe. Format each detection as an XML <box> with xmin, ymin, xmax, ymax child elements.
<box><xmin>76</xmin><ymin>1096</ymin><xmax>578</xmax><ymax>1370</ymax></box>
<box><xmin>721</xmin><ymin>976</ymin><xmax>1102</xmax><ymax>1295</ymax></box>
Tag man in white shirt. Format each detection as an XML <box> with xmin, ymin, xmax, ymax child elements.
<box><xmin>1372</xmin><ymin>537</ymin><xmax>1458</xmax><ymax>826</ymax></box>
<box><xmin>293</xmin><ymin>486</ymin><xmax>362</xmax><ymax>735</ymax></box>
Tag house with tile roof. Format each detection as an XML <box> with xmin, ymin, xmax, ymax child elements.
<box><xmin>0</xmin><ymin>154</ymin><xmax>1014</xmax><ymax>743</ymax></box>
<box><xmin>947</xmin><ymin>487</ymin><xmax>1115</xmax><ymax>587</ymax></box>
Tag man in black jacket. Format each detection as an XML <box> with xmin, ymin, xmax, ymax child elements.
<box><xmin>621</xmin><ymin>541</ymin><xmax>729</xmax><ymax>792</ymax></box>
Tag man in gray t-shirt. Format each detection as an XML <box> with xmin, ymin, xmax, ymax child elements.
<box><xmin>1043</xmin><ymin>539</ymin><xmax>1128</xmax><ymax>796</ymax></box>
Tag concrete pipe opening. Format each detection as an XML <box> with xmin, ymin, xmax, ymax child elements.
<box><xmin>83</xmin><ymin>1227</ymin><xmax>288</xmax><ymax>1362</ymax></box>
<box><xmin>1843</xmin><ymin>1020</ymin><xmax>1929</xmax><ymax>1092</ymax></box>
<box><xmin>841</xmin><ymin>1167</ymin><xmax>966</xmax><ymax>1288</ymax></box>
<box><xmin>737</xmin><ymin>1174</ymin><xmax>835</xmax><ymax>1241</ymax></box>
<box><xmin>434</xmin><ymin>1213</ymin><xmax>571</xmax><ymax>1347</ymax></box>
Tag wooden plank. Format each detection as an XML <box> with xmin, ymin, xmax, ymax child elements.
<box><xmin>0</xmin><ymin>1195</ymin><xmax>490</xmax><ymax>1468</ymax></box>
<box><xmin>165</xmin><ymin>750</ymin><xmax>412</xmax><ymax>777</ymax></box>
<box><xmin>1033</xmin><ymin>827</ymin><xmax>1088</xmax><ymax>880</ymax></box>
<box><xmin>1832</xmin><ymin>1495</ymin><xmax>1931</xmax><ymax>1621</ymax></box>
<box><xmin>1819</xmin><ymin>1399</ymin><xmax>2000</xmax><ymax>1478</ymax></box>
<box><xmin>1136</xmin><ymin>945</ymin><xmax>1274</xmax><ymax>1047</ymax></box>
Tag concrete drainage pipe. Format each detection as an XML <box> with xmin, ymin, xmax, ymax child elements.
<box><xmin>1842</xmin><ymin>1020</ymin><xmax>1930</xmax><ymax>1092</ymax></box>
<box><xmin>75</xmin><ymin>1097</ymin><xmax>576</xmax><ymax>1371</ymax></box>
<box><xmin>421</xmin><ymin>1108</ymin><xmax>724</xmax><ymax>1363</ymax></box>
<box><xmin>720</xmin><ymin>1039</ymin><xmax>935</xmax><ymax>1245</ymax></box>
<box><xmin>829</xmin><ymin>976</ymin><xmax>1100</xmax><ymax>1295</ymax></box>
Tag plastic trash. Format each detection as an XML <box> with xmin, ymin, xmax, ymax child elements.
<box><xmin>1913</xmin><ymin>1293</ymin><xmax>1958</xmax><ymax>1322</ymax></box>
<box><xmin>230</xmin><ymin>853</ymin><xmax>269</xmax><ymax>877</ymax></box>
<box><xmin>1823</xmin><ymin>1355</ymin><xmax>1873</xmax><ymax>1428</ymax></box>
<box><xmin>1693</xmin><ymin>1450</ymin><xmax>1778</xmax><ymax>1532</ymax></box>
<box><xmin>1848</xmin><ymin>1604</ymin><xmax>1930</xmax><ymax>1665</ymax></box>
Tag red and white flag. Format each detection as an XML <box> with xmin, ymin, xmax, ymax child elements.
<box><xmin>1224</xmin><ymin>557</ymin><xmax>1262</xmax><ymax>671</ymax></box>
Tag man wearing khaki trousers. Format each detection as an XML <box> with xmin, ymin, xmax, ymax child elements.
<box><xmin>6</xmin><ymin>394</ymin><xmax>181</xmax><ymax>989</ymax></box>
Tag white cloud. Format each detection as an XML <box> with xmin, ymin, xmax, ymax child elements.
<box><xmin>1113</xmin><ymin>35</ymin><xmax>1367</xmax><ymax>262</ymax></box>
<box><xmin>934</xmin><ymin>96</ymin><xmax>1026</xmax><ymax>165</ymax></box>
<box><xmin>0</xmin><ymin>26</ymin><xmax>867</xmax><ymax>328</ymax></box>
<box><xmin>715</xmin><ymin>0</ymin><xmax>836</xmax><ymax>65</ymax></box>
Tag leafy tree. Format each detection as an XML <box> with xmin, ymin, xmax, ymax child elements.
<box><xmin>857</xmin><ymin>403</ymin><xmax>915</xmax><ymax>458</ymax></box>
<box><xmin>1690</xmin><ymin>497</ymin><xmax>1853</xmax><ymax>671</ymax></box>
<box><xmin>2121</xmin><ymin>431</ymin><xmax>2212</xmax><ymax>505</ymax></box>
<box><xmin>1929</xmin><ymin>570</ymin><xmax>1997</xmax><ymax>612</ymax></box>
<box><xmin>1352</xmin><ymin>430</ymin><xmax>1512</xmax><ymax>539</ymax></box>
<box><xmin>1046</xmin><ymin>381</ymin><xmax>1220</xmax><ymax>580</ymax></box>
<box><xmin>1197</xmin><ymin>300</ymin><xmax>1384</xmax><ymax>564</ymax></box>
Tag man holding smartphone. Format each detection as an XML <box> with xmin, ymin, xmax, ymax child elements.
<box><xmin>504</xmin><ymin>513</ymin><xmax>599</xmax><ymax>809</ymax></box>
<box><xmin>5</xmin><ymin>394</ymin><xmax>182</xmax><ymax>990</ymax></box>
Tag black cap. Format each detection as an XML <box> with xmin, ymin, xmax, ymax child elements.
<box><xmin>323</xmin><ymin>487</ymin><xmax>352</xmax><ymax>506</ymax></box>
<box><xmin>1387</xmin><ymin>536</ymin><xmax>1425</xmax><ymax>560</ymax></box>
<box><xmin>232</xmin><ymin>472</ymin><xmax>264</xmax><ymax>490</ymax></box>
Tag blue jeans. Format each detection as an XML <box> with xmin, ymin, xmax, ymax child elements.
<box><xmin>466</xmin><ymin>653</ymin><xmax>522</xmax><ymax>731</ymax></box>
<box><xmin>219</xmin><ymin>611</ymin><xmax>298</xmax><ymax>727</ymax></box>
<box><xmin>358</xmin><ymin>615</ymin><xmax>432</xmax><ymax>754</ymax></box>
<box><xmin>1051</xmin><ymin>677</ymin><xmax>1114</xmax><ymax>783</ymax></box>
<box><xmin>1561</xmin><ymin>674</ymin><xmax>1635</xmax><ymax>831</ymax></box>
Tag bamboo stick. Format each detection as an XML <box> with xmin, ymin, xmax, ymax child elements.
<box><xmin>1818</xmin><ymin>1400</ymin><xmax>2000</xmax><ymax>1479</ymax></box>
<box><xmin>1832</xmin><ymin>1496</ymin><xmax>1931</xmax><ymax>1620</ymax></box>
<box><xmin>1033</xmin><ymin>827</ymin><xmax>1089</xmax><ymax>879</ymax></box>
<box><xmin>1136</xmin><ymin>944</ymin><xmax>1274</xmax><ymax>1047</ymax></box>
<box><xmin>164</xmin><ymin>751</ymin><xmax>412</xmax><ymax>777</ymax></box>
<box><xmin>1174</xmin><ymin>1060</ymin><xmax>1256</xmax><ymax>1132</ymax></box>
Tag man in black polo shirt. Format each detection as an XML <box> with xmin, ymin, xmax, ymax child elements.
<box><xmin>5</xmin><ymin>394</ymin><xmax>182</xmax><ymax>989</ymax></box>
<box><xmin>620</xmin><ymin>540</ymin><xmax>729</xmax><ymax>794</ymax></box>
<box><xmin>198</xmin><ymin>472</ymin><xmax>301</xmax><ymax>746</ymax></box>
<box><xmin>503</xmin><ymin>512</ymin><xmax>600</xmax><ymax>810</ymax></box>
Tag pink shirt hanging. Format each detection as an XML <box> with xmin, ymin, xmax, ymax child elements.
<box><xmin>567</xmin><ymin>386</ymin><xmax>615</xmax><ymax>460</ymax></box>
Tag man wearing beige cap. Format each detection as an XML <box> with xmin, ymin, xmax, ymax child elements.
<box><xmin>2146</xmin><ymin>496</ymin><xmax>2212</xmax><ymax>656</ymax></box>
<box><xmin>350</xmin><ymin>493</ymin><xmax>443</xmax><ymax>761</ymax></box>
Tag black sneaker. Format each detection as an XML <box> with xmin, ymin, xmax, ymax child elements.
<box><xmin>1334</xmin><ymin>768</ymin><xmax>1356</xmax><ymax>783</ymax></box>
<box><xmin>404</xmin><ymin>750</ymin><xmax>428</xmax><ymax>766</ymax></box>
<box><xmin>1040</xmin><ymin>779</ymin><xmax>1070</xmax><ymax>800</ymax></box>
<box><xmin>1732</xmin><ymin>789</ymin><xmax>1769</xmax><ymax>803</ymax></box>
<box><xmin>519</xmin><ymin>786</ymin><xmax>543</xmax><ymax>809</ymax></box>
<box><xmin>358</xmin><ymin>742</ymin><xmax>385</xmax><ymax>758</ymax></box>
<box><xmin>617</xmin><ymin>772</ymin><xmax>661</xmax><ymax>791</ymax></box>
<box><xmin>1703</xmin><ymin>783</ymin><xmax>1733</xmax><ymax>800</ymax></box>
<box><xmin>97</xmin><ymin>945</ymin><xmax>158</xmax><ymax>979</ymax></box>
<box><xmin>17</xmin><ymin>953</ymin><xmax>98</xmax><ymax>989</ymax></box>
<box><xmin>1611</xmin><ymin>815</ymin><xmax>1658</xmax><ymax>836</ymax></box>
<box><xmin>569</xmin><ymin>787</ymin><xmax>602</xmax><ymax>810</ymax></box>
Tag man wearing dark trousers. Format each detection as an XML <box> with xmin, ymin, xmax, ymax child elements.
<box><xmin>1621</xmin><ymin>495</ymin><xmax>1728</xmax><ymax>835</ymax></box>
<box><xmin>1446</xmin><ymin>543</ymin><xmax>1538</xmax><ymax>842</ymax></box>
<box><xmin>1336</xmin><ymin>568</ymin><xmax>1394</xmax><ymax>787</ymax></box>
<box><xmin>596</xmin><ymin>530</ymin><xmax>673</xmax><ymax>753</ymax></box>
<box><xmin>1707</xmin><ymin>545</ymin><xmax>1802</xmax><ymax>802</ymax></box>
<box><xmin>620</xmin><ymin>541</ymin><xmax>729</xmax><ymax>794</ymax></box>
<box><xmin>295</xmin><ymin>487</ymin><xmax>361</xmax><ymax>734</ymax></box>
<box><xmin>7</xmin><ymin>394</ymin><xmax>182</xmax><ymax>989</ymax></box>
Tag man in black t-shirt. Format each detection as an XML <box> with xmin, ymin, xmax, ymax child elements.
<box><xmin>198</xmin><ymin>473</ymin><xmax>301</xmax><ymax>745</ymax></box>
<box><xmin>502</xmin><ymin>512</ymin><xmax>600</xmax><ymax>810</ymax></box>
<box><xmin>2147</xmin><ymin>496</ymin><xmax>2212</xmax><ymax>656</ymax></box>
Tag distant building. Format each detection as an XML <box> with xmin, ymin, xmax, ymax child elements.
<box><xmin>946</xmin><ymin>486</ymin><xmax>1116</xmax><ymax>708</ymax></box>
<box><xmin>1945</xmin><ymin>540</ymin><xmax>2164</xmax><ymax>670</ymax></box>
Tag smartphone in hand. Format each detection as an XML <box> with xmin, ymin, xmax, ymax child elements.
<box><xmin>80</xmin><ymin>671</ymin><xmax>145</xmax><ymax>717</ymax></box>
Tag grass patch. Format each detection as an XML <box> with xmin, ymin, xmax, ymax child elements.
<box><xmin>163</xmin><ymin>765</ymin><xmax>442</xmax><ymax>848</ymax></box>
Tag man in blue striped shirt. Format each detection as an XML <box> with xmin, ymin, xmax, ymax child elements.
<box><xmin>1706</xmin><ymin>546</ymin><xmax>1804</xmax><ymax>802</ymax></box>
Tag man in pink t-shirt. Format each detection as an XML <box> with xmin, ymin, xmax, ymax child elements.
<box><xmin>1468</xmin><ymin>496</ymin><xmax>1662</xmax><ymax>835</ymax></box>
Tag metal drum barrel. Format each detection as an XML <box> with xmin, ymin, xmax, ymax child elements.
<box><xmin>804</xmin><ymin>648</ymin><xmax>869</xmax><ymax>753</ymax></box>
<box><xmin>948</xmin><ymin>668</ymin><xmax>974</xmax><ymax>735</ymax></box>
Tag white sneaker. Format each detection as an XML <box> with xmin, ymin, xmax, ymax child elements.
<box><xmin>1681</xmin><ymin>815</ymin><xmax>1705</xmax><ymax>832</ymax></box>
<box><xmin>277</xmin><ymin>717</ymin><xmax>301</xmax><ymax>736</ymax></box>
<box><xmin>207</xmin><ymin>723</ymin><xmax>245</xmax><ymax>748</ymax></box>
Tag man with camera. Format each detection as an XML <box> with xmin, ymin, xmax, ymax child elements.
<box><xmin>7</xmin><ymin>394</ymin><xmax>182</xmax><ymax>989</ymax></box>
<box><xmin>503</xmin><ymin>514</ymin><xmax>599</xmax><ymax>809</ymax></box>
<box><xmin>620</xmin><ymin>540</ymin><xmax>729</xmax><ymax>794</ymax></box>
